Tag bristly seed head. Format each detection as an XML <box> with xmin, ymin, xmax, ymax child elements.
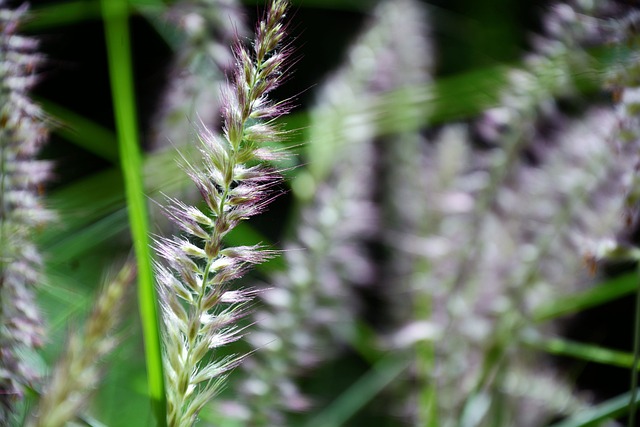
<box><xmin>155</xmin><ymin>1</ymin><xmax>292</xmax><ymax>426</ymax></box>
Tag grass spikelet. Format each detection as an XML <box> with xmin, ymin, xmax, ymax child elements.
<box><xmin>154</xmin><ymin>1</ymin><xmax>292</xmax><ymax>425</ymax></box>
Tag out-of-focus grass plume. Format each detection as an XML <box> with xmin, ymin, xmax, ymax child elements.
<box><xmin>149</xmin><ymin>0</ymin><xmax>246</xmax><ymax>152</ymax></box>
<box><xmin>26</xmin><ymin>262</ymin><xmax>134</xmax><ymax>427</ymax></box>
<box><xmin>0</xmin><ymin>2</ymin><xmax>52</xmax><ymax>423</ymax></box>
<box><xmin>215</xmin><ymin>1</ymin><xmax>431</xmax><ymax>424</ymax></box>
<box><xmin>382</xmin><ymin>2</ymin><xmax>640</xmax><ymax>426</ymax></box>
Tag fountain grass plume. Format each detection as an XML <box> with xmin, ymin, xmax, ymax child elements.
<box><xmin>150</xmin><ymin>0</ymin><xmax>247</xmax><ymax>152</ymax></box>
<box><xmin>382</xmin><ymin>2</ymin><xmax>640</xmax><ymax>424</ymax></box>
<box><xmin>218</xmin><ymin>139</ymin><xmax>378</xmax><ymax>425</ymax></box>
<box><xmin>0</xmin><ymin>2</ymin><xmax>52</xmax><ymax>423</ymax></box>
<box><xmin>215</xmin><ymin>2</ymin><xmax>433</xmax><ymax>423</ymax></box>
<box><xmin>154</xmin><ymin>1</ymin><xmax>292</xmax><ymax>425</ymax></box>
<box><xmin>27</xmin><ymin>262</ymin><xmax>135</xmax><ymax>427</ymax></box>
<box><xmin>398</xmin><ymin>108</ymin><xmax>631</xmax><ymax>426</ymax></box>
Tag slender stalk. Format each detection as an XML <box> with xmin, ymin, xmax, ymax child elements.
<box><xmin>100</xmin><ymin>0</ymin><xmax>166</xmax><ymax>424</ymax></box>
<box><xmin>629</xmin><ymin>273</ymin><xmax>640</xmax><ymax>426</ymax></box>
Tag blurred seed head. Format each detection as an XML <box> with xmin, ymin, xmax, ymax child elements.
<box><xmin>0</xmin><ymin>2</ymin><xmax>52</xmax><ymax>422</ymax></box>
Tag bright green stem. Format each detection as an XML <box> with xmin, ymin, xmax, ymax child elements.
<box><xmin>629</xmin><ymin>271</ymin><xmax>640</xmax><ymax>427</ymax></box>
<box><xmin>101</xmin><ymin>0</ymin><xmax>167</xmax><ymax>425</ymax></box>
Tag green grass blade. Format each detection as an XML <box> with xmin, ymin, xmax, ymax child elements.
<box><xmin>532</xmin><ymin>272</ymin><xmax>638</xmax><ymax>322</ymax></box>
<box><xmin>521</xmin><ymin>332</ymin><xmax>636</xmax><ymax>369</ymax></box>
<box><xmin>303</xmin><ymin>354</ymin><xmax>409</xmax><ymax>427</ymax></box>
<box><xmin>101</xmin><ymin>0</ymin><xmax>166</xmax><ymax>424</ymax></box>
<box><xmin>46</xmin><ymin>209</ymin><xmax>129</xmax><ymax>263</ymax></box>
<box><xmin>26</xmin><ymin>0</ymin><xmax>164</xmax><ymax>31</ymax></box>
<box><xmin>548</xmin><ymin>389</ymin><xmax>640</xmax><ymax>427</ymax></box>
<box><xmin>39</xmin><ymin>168</ymin><xmax>125</xmax><ymax>252</ymax></box>
<box><xmin>628</xmin><ymin>268</ymin><xmax>640</xmax><ymax>426</ymax></box>
<box><xmin>41</xmin><ymin>99</ymin><xmax>119</xmax><ymax>164</ymax></box>
<box><xmin>26</xmin><ymin>1</ymin><xmax>103</xmax><ymax>31</ymax></box>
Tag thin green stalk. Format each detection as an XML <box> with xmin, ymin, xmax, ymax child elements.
<box><xmin>101</xmin><ymin>0</ymin><xmax>166</xmax><ymax>425</ymax></box>
<box><xmin>629</xmin><ymin>272</ymin><xmax>640</xmax><ymax>427</ymax></box>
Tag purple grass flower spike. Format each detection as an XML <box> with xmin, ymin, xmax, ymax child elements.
<box><xmin>154</xmin><ymin>1</ymin><xmax>292</xmax><ymax>425</ymax></box>
<box><xmin>0</xmin><ymin>2</ymin><xmax>53</xmax><ymax>423</ymax></box>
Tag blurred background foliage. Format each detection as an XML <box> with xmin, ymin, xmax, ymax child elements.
<box><xmin>7</xmin><ymin>0</ymin><xmax>640</xmax><ymax>425</ymax></box>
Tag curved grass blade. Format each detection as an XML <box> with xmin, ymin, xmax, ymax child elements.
<box><xmin>521</xmin><ymin>332</ymin><xmax>636</xmax><ymax>369</ymax></box>
<box><xmin>303</xmin><ymin>354</ymin><xmax>409</xmax><ymax>427</ymax></box>
<box><xmin>549</xmin><ymin>389</ymin><xmax>640</xmax><ymax>427</ymax></box>
<box><xmin>40</xmin><ymin>99</ymin><xmax>119</xmax><ymax>164</ymax></box>
<box><xmin>532</xmin><ymin>272</ymin><xmax>638</xmax><ymax>323</ymax></box>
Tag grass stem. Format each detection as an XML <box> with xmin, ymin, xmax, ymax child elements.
<box><xmin>629</xmin><ymin>271</ymin><xmax>640</xmax><ymax>426</ymax></box>
<box><xmin>101</xmin><ymin>0</ymin><xmax>166</xmax><ymax>424</ymax></box>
